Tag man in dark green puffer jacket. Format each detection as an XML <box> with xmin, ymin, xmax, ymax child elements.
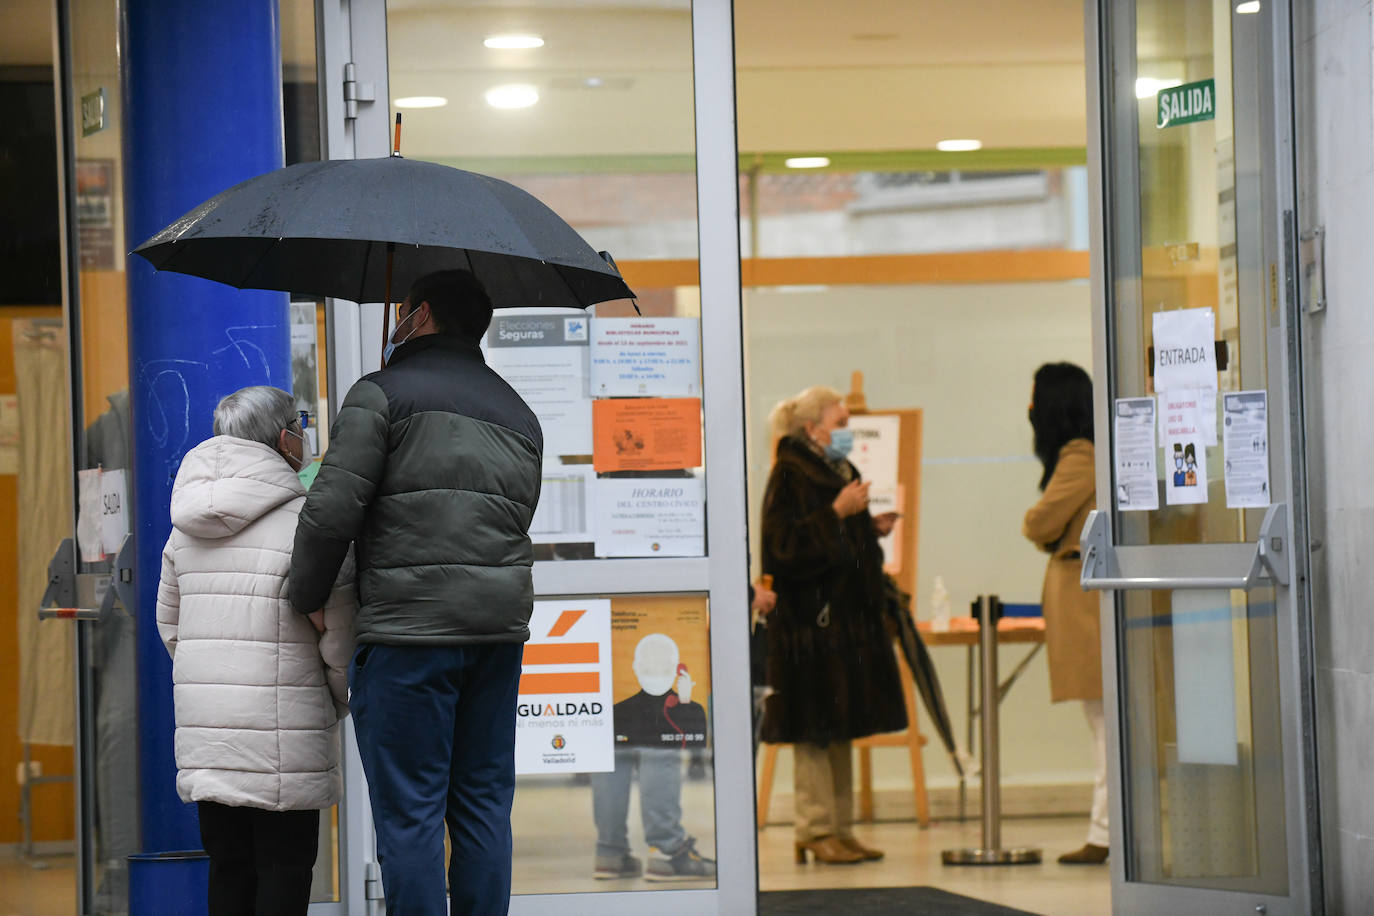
<box><xmin>290</xmin><ymin>269</ymin><xmax>542</xmax><ymax>916</ymax></box>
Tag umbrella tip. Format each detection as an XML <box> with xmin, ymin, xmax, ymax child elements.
<box><xmin>392</xmin><ymin>113</ymin><xmax>403</xmax><ymax>157</ymax></box>
<box><xmin>631</xmin><ymin>299</ymin><xmax>641</xmax><ymax>316</ymax></box>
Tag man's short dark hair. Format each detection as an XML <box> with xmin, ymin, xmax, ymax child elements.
<box><xmin>407</xmin><ymin>270</ymin><xmax>494</xmax><ymax>341</ymax></box>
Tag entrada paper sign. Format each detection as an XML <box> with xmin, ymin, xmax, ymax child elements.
<box><xmin>592</xmin><ymin>398</ymin><xmax>702</xmax><ymax>472</ymax></box>
<box><xmin>1152</xmin><ymin>307</ymin><xmax>1218</xmax><ymax>393</ymax></box>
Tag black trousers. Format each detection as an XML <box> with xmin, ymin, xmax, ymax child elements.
<box><xmin>196</xmin><ymin>802</ymin><xmax>320</xmax><ymax>916</ymax></box>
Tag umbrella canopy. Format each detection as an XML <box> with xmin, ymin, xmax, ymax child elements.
<box><xmin>133</xmin><ymin>156</ymin><xmax>635</xmax><ymax>309</ymax></box>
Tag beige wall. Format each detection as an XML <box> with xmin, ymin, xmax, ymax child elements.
<box><xmin>745</xmin><ymin>280</ymin><xmax>1098</xmax><ymax>794</ymax></box>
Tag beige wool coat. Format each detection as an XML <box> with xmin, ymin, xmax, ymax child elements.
<box><xmin>1022</xmin><ymin>439</ymin><xmax>1102</xmax><ymax>703</ymax></box>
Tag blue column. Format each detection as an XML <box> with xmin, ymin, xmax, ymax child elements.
<box><xmin>121</xmin><ymin>0</ymin><xmax>289</xmax><ymax>852</ymax></box>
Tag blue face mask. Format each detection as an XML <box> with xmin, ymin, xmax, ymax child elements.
<box><xmin>824</xmin><ymin>427</ymin><xmax>854</xmax><ymax>461</ymax></box>
<box><xmin>382</xmin><ymin>307</ymin><xmax>422</xmax><ymax>366</ymax></box>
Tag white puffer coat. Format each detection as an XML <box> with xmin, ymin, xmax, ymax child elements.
<box><xmin>157</xmin><ymin>436</ymin><xmax>355</xmax><ymax>811</ymax></box>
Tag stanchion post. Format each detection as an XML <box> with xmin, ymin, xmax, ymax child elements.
<box><xmin>942</xmin><ymin>595</ymin><xmax>1041</xmax><ymax>866</ymax></box>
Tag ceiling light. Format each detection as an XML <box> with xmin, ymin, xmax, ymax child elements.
<box><xmin>936</xmin><ymin>139</ymin><xmax>982</xmax><ymax>152</ymax></box>
<box><xmin>784</xmin><ymin>156</ymin><xmax>830</xmax><ymax>169</ymax></box>
<box><xmin>394</xmin><ymin>96</ymin><xmax>447</xmax><ymax>109</ymax></box>
<box><xmin>484</xmin><ymin>34</ymin><xmax>544</xmax><ymax>50</ymax></box>
<box><xmin>485</xmin><ymin>84</ymin><xmax>539</xmax><ymax>109</ymax></box>
<box><xmin>1135</xmin><ymin>77</ymin><xmax>1183</xmax><ymax>99</ymax></box>
<box><xmin>1235</xmin><ymin>1</ymin><xmax>1260</xmax><ymax>12</ymax></box>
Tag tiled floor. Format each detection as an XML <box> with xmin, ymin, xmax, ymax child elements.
<box><xmin>2</xmin><ymin>779</ymin><xmax>1109</xmax><ymax>916</ymax></box>
<box><xmin>0</xmin><ymin>856</ymin><xmax>76</xmax><ymax>916</ymax></box>
<box><xmin>758</xmin><ymin>817</ymin><xmax>1111</xmax><ymax>916</ymax></box>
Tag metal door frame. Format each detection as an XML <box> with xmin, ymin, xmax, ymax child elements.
<box><xmin>1084</xmin><ymin>0</ymin><xmax>1322</xmax><ymax>912</ymax></box>
<box><xmin>316</xmin><ymin>1</ymin><xmax>758</xmax><ymax>913</ymax></box>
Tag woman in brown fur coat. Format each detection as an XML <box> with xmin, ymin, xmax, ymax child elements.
<box><xmin>760</xmin><ymin>385</ymin><xmax>906</xmax><ymax>866</ymax></box>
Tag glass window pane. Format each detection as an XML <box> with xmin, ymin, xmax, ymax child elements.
<box><xmin>1118</xmin><ymin>587</ymin><xmax>1287</xmax><ymax>893</ymax></box>
<box><xmin>386</xmin><ymin>0</ymin><xmax>703</xmax><ymax>561</ymax></box>
<box><xmin>1111</xmin><ymin>0</ymin><xmax>1271</xmax><ymax>548</ymax></box>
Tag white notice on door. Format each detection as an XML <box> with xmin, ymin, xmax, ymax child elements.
<box><xmin>100</xmin><ymin>468</ymin><xmax>128</xmax><ymax>556</ymax></box>
<box><xmin>1113</xmin><ymin>398</ymin><xmax>1158</xmax><ymax>511</ymax></box>
<box><xmin>1160</xmin><ymin>390</ymin><xmax>1209</xmax><ymax>506</ymax></box>
<box><xmin>515</xmin><ymin>599</ymin><xmax>614</xmax><ymax>775</ymax></box>
<box><xmin>530</xmin><ymin>464</ymin><xmax>595</xmax><ymax>544</ymax></box>
<box><xmin>1222</xmin><ymin>391</ymin><xmax>1270</xmax><ymax>509</ymax></box>
<box><xmin>589</xmin><ymin>317</ymin><xmax>701</xmax><ymax>397</ymax></box>
<box><xmin>1152</xmin><ymin>307</ymin><xmax>1218</xmax><ymax>392</ymax></box>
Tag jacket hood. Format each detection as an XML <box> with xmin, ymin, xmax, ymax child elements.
<box><xmin>171</xmin><ymin>436</ymin><xmax>305</xmax><ymax>539</ymax></box>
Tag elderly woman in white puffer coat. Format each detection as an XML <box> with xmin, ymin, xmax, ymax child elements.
<box><xmin>157</xmin><ymin>386</ymin><xmax>355</xmax><ymax>916</ymax></box>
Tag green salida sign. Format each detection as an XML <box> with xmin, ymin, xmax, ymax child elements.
<box><xmin>1156</xmin><ymin>78</ymin><xmax>1216</xmax><ymax>129</ymax></box>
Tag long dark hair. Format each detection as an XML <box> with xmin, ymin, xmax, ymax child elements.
<box><xmin>1029</xmin><ymin>362</ymin><xmax>1094</xmax><ymax>490</ymax></box>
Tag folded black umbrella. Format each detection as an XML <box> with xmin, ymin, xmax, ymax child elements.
<box><xmin>132</xmin><ymin>156</ymin><xmax>635</xmax><ymax>309</ymax></box>
<box><xmin>883</xmin><ymin>575</ymin><xmax>960</xmax><ymax>769</ymax></box>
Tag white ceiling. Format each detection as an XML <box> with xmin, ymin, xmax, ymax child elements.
<box><xmin>388</xmin><ymin>0</ymin><xmax>1090</xmax><ymax>161</ymax></box>
<box><xmin>5</xmin><ymin>0</ymin><xmax>1099</xmax><ymax>161</ymax></box>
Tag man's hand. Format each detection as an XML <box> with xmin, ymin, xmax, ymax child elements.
<box><xmin>873</xmin><ymin>511</ymin><xmax>900</xmax><ymax>538</ymax></box>
<box><xmin>309</xmin><ymin>610</ymin><xmax>326</xmax><ymax>634</ymax></box>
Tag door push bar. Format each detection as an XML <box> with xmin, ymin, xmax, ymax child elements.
<box><xmin>1079</xmin><ymin>503</ymin><xmax>1289</xmax><ymax>592</ymax></box>
<box><xmin>37</xmin><ymin>534</ymin><xmax>136</xmax><ymax>621</ymax></box>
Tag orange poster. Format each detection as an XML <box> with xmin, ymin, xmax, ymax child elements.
<box><xmin>592</xmin><ymin>398</ymin><xmax>702</xmax><ymax>472</ymax></box>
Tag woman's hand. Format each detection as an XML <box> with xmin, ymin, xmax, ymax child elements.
<box><xmin>872</xmin><ymin>511</ymin><xmax>900</xmax><ymax>538</ymax></box>
<box><xmin>832</xmin><ymin>480</ymin><xmax>871</xmax><ymax>518</ymax></box>
<box><xmin>751</xmin><ymin>583</ymin><xmax>777</xmax><ymax>616</ymax></box>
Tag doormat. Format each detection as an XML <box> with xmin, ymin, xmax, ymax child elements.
<box><xmin>759</xmin><ymin>887</ymin><xmax>1041</xmax><ymax>916</ymax></box>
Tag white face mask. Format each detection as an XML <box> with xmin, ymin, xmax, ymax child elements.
<box><xmin>382</xmin><ymin>306</ymin><xmax>423</xmax><ymax>366</ymax></box>
<box><xmin>282</xmin><ymin>426</ymin><xmax>307</xmax><ymax>471</ymax></box>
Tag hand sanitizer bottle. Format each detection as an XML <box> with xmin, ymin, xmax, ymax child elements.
<box><xmin>931</xmin><ymin>575</ymin><xmax>951</xmax><ymax>633</ymax></box>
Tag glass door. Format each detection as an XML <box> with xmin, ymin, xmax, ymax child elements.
<box><xmin>49</xmin><ymin>0</ymin><xmax>141</xmax><ymax>910</ymax></box>
<box><xmin>325</xmin><ymin>0</ymin><xmax>756</xmax><ymax>913</ymax></box>
<box><xmin>1088</xmin><ymin>0</ymin><xmax>1319</xmax><ymax>912</ymax></box>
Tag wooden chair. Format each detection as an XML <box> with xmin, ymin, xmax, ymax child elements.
<box><xmin>756</xmin><ymin>641</ymin><xmax>931</xmax><ymax>829</ymax></box>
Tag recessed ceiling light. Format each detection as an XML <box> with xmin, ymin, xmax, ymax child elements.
<box><xmin>1235</xmin><ymin>1</ymin><xmax>1260</xmax><ymax>12</ymax></box>
<box><xmin>484</xmin><ymin>34</ymin><xmax>544</xmax><ymax>50</ymax></box>
<box><xmin>394</xmin><ymin>96</ymin><xmax>448</xmax><ymax>109</ymax></box>
<box><xmin>485</xmin><ymin>84</ymin><xmax>539</xmax><ymax>109</ymax></box>
<box><xmin>1135</xmin><ymin>77</ymin><xmax>1183</xmax><ymax>99</ymax></box>
<box><xmin>784</xmin><ymin>156</ymin><xmax>830</xmax><ymax>169</ymax></box>
<box><xmin>936</xmin><ymin>139</ymin><xmax>982</xmax><ymax>152</ymax></box>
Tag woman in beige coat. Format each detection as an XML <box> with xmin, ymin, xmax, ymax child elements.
<box><xmin>1022</xmin><ymin>362</ymin><xmax>1107</xmax><ymax>865</ymax></box>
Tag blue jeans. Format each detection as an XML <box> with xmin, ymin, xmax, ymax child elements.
<box><xmin>591</xmin><ymin>747</ymin><xmax>687</xmax><ymax>859</ymax></box>
<box><xmin>349</xmin><ymin>643</ymin><xmax>523</xmax><ymax>916</ymax></box>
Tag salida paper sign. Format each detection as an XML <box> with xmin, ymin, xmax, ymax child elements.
<box><xmin>515</xmin><ymin>600</ymin><xmax>614</xmax><ymax>775</ymax></box>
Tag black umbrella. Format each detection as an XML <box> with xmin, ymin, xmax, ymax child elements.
<box><xmin>882</xmin><ymin>575</ymin><xmax>961</xmax><ymax>773</ymax></box>
<box><xmin>132</xmin><ymin>154</ymin><xmax>635</xmax><ymax>311</ymax></box>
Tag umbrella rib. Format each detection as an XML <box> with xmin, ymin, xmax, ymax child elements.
<box><xmin>239</xmin><ymin>238</ymin><xmax>286</xmax><ymax>292</ymax></box>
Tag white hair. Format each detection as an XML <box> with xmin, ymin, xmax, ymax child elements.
<box><xmin>768</xmin><ymin>385</ymin><xmax>843</xmax><ymax>440</ymax></box>
<box><xmin>212</xmin><ymin>386</ymin><xmax>297</xmax><ymax>448</ymax></box>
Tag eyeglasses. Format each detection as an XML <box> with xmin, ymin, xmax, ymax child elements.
<box><xmin>294</xmin><ymin>410</ymin><xmax>311</xmax><ymax>430</ymax></box>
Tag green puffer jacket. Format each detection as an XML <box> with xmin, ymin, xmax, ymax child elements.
<box><xmin>289</xmin><ymin>335</ymin><xmax>543</xmax><ymax>645</ymax></box>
